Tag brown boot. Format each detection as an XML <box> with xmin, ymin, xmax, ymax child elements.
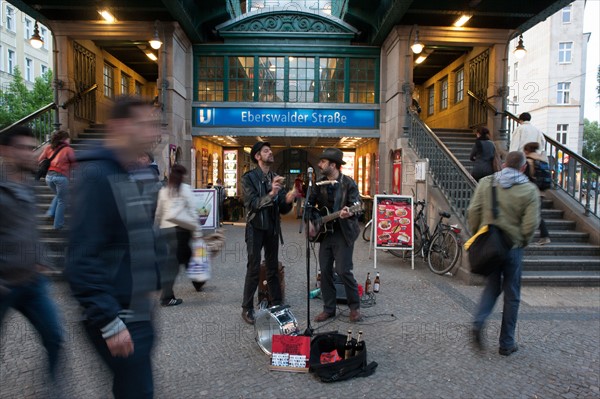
<box><xmin>314</xmin><ymin>311</ymin><xmax>335</xmax><ymax>322</ymax></box>
<box><xmin>349</xmin><ymin>309</ymin><xmax>363</xmax><ymax>322</ymax></box>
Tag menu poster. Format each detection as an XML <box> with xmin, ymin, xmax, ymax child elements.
<box><xmin>373</xmin><ymin>195</ymin><xmax>413</xmax><ymax>250</ymax></box>
<box><xmin>223</xmin><ymin>149</ymin><xmax>238</xmax><ymax>197</ymax></box>
<box><xmin>201</xmin><ymin>148</ymin><xmax>209</xmax><ymax>186</ymax></box>
<box><xmin>192</xmin><ymin>189</ymin><xmax>217</xmax><ymax>230</ymax></box>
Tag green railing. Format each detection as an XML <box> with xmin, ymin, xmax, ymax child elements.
<box><xmin>544</xmin><ymin>135</ymin><xmax>600</xmax><ymax>219</ymax></box>
<box><xmin>0</xmin><ymin>103</ymin><xmax>57</xmax><ymax>147</ymax></box>
<box><xmin>407</xmin><ymin>110</ymin><xmax>477</xmax><ymax>230</ymax></box>
<box><xmin>467</xmin><ymin>90</ymin><xmax>520</xmax><ymax>141</ymax></box>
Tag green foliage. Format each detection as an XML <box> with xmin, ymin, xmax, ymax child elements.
<box><xmin>583</xmin><ymin>118</ymin><xmax>600</xmax><ymax>166</ymax></box>
<box><xmin>0</xmin><ymin>67</ymin><xmax>54</xmax><ymax>129</ymax></box>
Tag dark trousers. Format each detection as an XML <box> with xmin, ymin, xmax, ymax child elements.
<box><xmin>242</xmin><ymin>224</ymin><xmax>282</xmax><ymax>309</ymax></box>
<box><xmin>319</xmin><ymin>231</ymin><xmax>361</xmax><ymax>314</ymax></box>
<box><xmin>539</xmin><ymin>218</ymin><xmax>549</xmax><ymax>238</ymax></box>
<box><xmin>159</xmin><ymin>227</ymin><xmax>192</xmax><ymax>301</ymax></box>
<box><xmin>0</xmin><ymin>275</ymin><xmax>63</xmax><ymax>380</ymax></box>
<box><xmin>85</xmin><ymin>321</ymin><xmax>154</xmax><ymax>399</ymax></box>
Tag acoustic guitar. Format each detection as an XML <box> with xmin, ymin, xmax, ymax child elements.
<box><xmin>308</xmin><ymin>203</ymin><xmax>363</xmax><ymax>242</ymax></box>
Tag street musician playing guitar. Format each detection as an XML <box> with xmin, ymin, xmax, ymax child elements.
<box><xmin>307</xmin><ymin>148</ymin><xmax>363</xmax><ymax>323</ymax></box>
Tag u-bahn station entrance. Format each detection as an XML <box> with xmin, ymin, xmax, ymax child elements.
<box><xmin>14</xmin><ymin>0</ymin><xmax>573</xmax><ymax>220</ymax></box>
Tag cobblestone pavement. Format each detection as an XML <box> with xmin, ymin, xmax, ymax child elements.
<box><xmin>1</xmin><ymin>213</ymin><xmax>599</xmax><ymax>398</ymax></box>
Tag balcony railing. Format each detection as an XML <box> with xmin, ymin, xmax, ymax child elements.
<box><xmin>544</xmin><ymin>135</ymin><xmax>599</xmax><ymax>219</ymax></box>
<box><xmin>407</xmin><ymin>110</ymin><xmax>477</xmax><ymax>230</ymax></box>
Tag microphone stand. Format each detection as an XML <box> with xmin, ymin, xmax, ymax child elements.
<box><xmin>302</xmin><ymin>172</ymin><xmax>314</xmax><ymax>337</ymax></box>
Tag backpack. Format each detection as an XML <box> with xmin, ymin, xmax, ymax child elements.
<box><xmin>528</xmin><ymin>157</ymin><xmax>552</xmax><ymax>191</ymax></box>
<box><xmin>35</xmin><ymin>145</ymin><xmax>67</xmax><ymax>181</ymax></box>
<box><xmin>309</xmin><ymin>332</ymin><xmax>378</xmax><ymax>383</ymax></box>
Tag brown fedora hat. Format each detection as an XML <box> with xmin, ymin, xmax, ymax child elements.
<box><xmin>319</xmin><ymin>148</ymin><xmax>346</xmax><ymax>165</ymax></box>
<box><xmin>250</xmin><ymin>141</ymin><xmax>271</xmax><ymax>163</ymax></box>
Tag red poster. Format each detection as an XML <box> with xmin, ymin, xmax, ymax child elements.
<box><xmin>271</xmin><ymin>335</ymin><xmax>311</xmax><ymax>367</ymax></box>
<box><xmin>374</xmin><ymin>195</ymin><xmax>413</xmax><ymax>250</ymax></box>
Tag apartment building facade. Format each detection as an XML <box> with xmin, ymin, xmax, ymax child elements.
<box><xmin>508</xmin><ymin>0</ymin><xmax>589</xmax><ymax>154</ymax></box>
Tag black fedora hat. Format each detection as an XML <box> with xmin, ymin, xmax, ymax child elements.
<box><xmin>319</xmin><ymin>148</ymin><xmax>346</xmax><ymax>165</ymax></box>
<box><xmin>250</xmin><ymin>141</ymin><xmax>271</xmax><ymax>163</ymax></box>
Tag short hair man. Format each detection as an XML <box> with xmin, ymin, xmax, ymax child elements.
<box><xmin>240</xmin><ymin>141</ymin><xmax>294</xmax><ymax>324</ymax></box>
<box><xmin>509</xmin><ymin>112</ymin><xmax>546</xmax><ymax>154</ymax></box>
<box><xmin>0</xmin><ymin>126</ymin><xmax>64</xmax><ymax>385</ymax></box>
<box><xmin>468</xmin><ymin>151</ymin><xmax>540</xmax><ymax>356</ymax></box>
<box><xmin>307</xmin><ymin>148</ymin><xmax>363</xmax><ymax>323</ymax></box>
<box><xmin>67</xmin><ymin>97</ymin><xmax>161</xmax><ymax>398</ymax></box>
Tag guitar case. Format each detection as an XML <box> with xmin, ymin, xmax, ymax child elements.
<box><xmin>257</xmin><ymin>261</ymin><xmax>285</xmax><ymax>306</ymax></box>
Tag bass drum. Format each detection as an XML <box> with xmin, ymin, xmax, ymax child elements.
<box><xmin>254</xmin><ymin>304</ymin><xmax>299</xmax><ymax>356</ymax></box>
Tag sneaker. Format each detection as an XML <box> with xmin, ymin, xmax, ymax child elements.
<box><xmin>536</xmin><ymin>237</ymin><xmax>551</xmax><ymax>245</ymax></box>
<box><xmin>242</xmin><ymin>309</ymin><xmax>255</xmax><ymax>325</ymax></box>
<box><xmin>161</xmin><ymin>298</ymin><xmax>183</xmax><ymax>307</ymax></box>
<box><xmin>499</xmin><ymin>344</ymin><xmax>519</xmax><ymax>356</ymax></box>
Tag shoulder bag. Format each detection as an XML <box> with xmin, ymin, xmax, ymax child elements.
<box><xmin>165</xmin><ymin>195</ymin><xmax>197</xmax><ymax>231</ymax></box>
<box><xmin>35</xmin><ymin>145</ymin><xmax>67</xmax><ymax>180</ymax></box>
<box><xmin>464</xmin><ymin>177</ymin><xmax>513</xmax><ymax>276</ymax></box>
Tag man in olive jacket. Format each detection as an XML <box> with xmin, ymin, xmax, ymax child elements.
<box><xmin>468</xmin><ymin>151</ymin><xmax>540</xmax><ymax>356</ymax></box>
<box><xmin>240</xmin><ymin>141</ymin><xmax>294</xmax><ymax>324</ymax></box>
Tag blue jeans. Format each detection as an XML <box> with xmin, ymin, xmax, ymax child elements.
<box><xmin>473</xmin><ymin>247</ymin><xmax>523</xmax><ymax>350</ymax></box>
<box><xmin>85</xmin><ymin>321</ymin><xmax>155</xmax><ymax>399</ymax></box>
<box><xmin>45</xmin><ymin>172</ymin><xmax>69</xmax><ymax>229</ymax></box>
<box><xmin>0</xmin><ymin>275</ymin><xmax>64</xmax><ymax>379</ymax></box>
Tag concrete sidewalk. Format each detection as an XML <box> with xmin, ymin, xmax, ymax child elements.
<box><xmin>1</xmin><ymin>213</ymin><xmax>599</xmax><ymax>398</ymax></box>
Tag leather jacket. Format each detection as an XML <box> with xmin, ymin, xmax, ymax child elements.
<box><xmin>307</xmin><ymin>173</ymin><xmax>361</xmax><ymax>246</ymax></box>
<box><xmin>242</xmin><ymin>167</ymin><xmax>293</xmax><ymax>242</ymax></box>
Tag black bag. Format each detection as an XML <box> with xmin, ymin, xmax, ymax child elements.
<box><xmin>528</xmin><ymin>158</ymin><xmax>552</xmax><ymax>191</ymax></box>
<box><xmin>309</xmin><ymin>332</ymin><xmax>378</xmax><ymax>383</ymax></box>
<box><xmin>466</xmin><ymin>177</ymin><xmax>513</xmax><ymax>276</ymax></box>
<box><xmin>35</xmin><ymin>145</ymin><xmax>67</xmax><ymax>181</ymax></box>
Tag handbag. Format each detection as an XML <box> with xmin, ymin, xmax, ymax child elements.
<box><xmin>165</xmin><ymin>196</ymin><xmax>197</xmax><ymax>231</ymax></box>
<box><xmin>187</xmin><ymin>237</ymin><xmax>211</xmax><ymax>282</ymax></box>
<box><xmin>35</xmin><ymin>145</ymin><xmax>67</xmax><ymax>180</ymax></box>
<box><xmin>464</xmin><ymin>177</ymin><xmax>513</xmax><ymax>276</ymax></box>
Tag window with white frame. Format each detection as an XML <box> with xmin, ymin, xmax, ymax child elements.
<box><xmin>556</xmin><ymin>124</ymin><xmax>568</xmax><ymax>144</ymax></box>
<box><xmin>562</xmin><ymin>5</ymin><xmax>571</xmax><ymax>23</ymax></box>
<box><xmin>24</xmin><ymin>18</ymin><xmax>32</xmax><ymax>40</ymax></box>
<box><xmin>513</xmin><ymin>62</ymin><xmax>518</xmax><ymax>81</ymax></box>
<box><xmin>0</xmin><ymin>46</ymin><xmax>3</xmax><ymax>72</ymax></box>
<box><xmin>25</xmin><ymin>58</ymin><xmax>33</xmax><ymax>81</ymax></box>
<box><xmin>41</xmin><ymin>27</ymin><xmax>48</xmax><ymax>49</ymax></box>
<box><xmin>121</xmin><ymin>73</ymin><xmax>131</xmax><ymax>95</ymax></box>
<box><xmin>455</xmin><ymin>68</ymin><xmax>464</xmax><ymax>103</ymax></box>
<box><xmin>440</xmin><ymin>77</ymin><xmax>448</xmax><ymax>110</ymax></box>
<box><xmin>428</xmin><ymin>85</ymin><xmax>435</xmax><ymax>115</ymax></box>
<box><xmin>558</xmin><ymin>42</ymin><xmax>572</xmax><ymax>63</ymax></box>
<box><xmin>41</xmin><ymin>64</ymin><xmax>48</xmax><ymax>75</ymax></box>
<box><xmin>103</xmin><ymin>64</ymin><xmax>115</xmax><ymax>99</ymax></box>
<box><xmin>6</xmin><ymin>5</ymin><xmax>15</xmax><ymax>32</ymax></box>
<box><xmin>557</xmin><ymin>82</ymin><xmax>570</xmax><ymax>104</ymax></box>
<box><xmin>7</xmin><ymin>49</ymin><xmax>15</xmax><ymax>74</ymax></box>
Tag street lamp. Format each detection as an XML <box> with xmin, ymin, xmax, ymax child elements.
<box><xmin>29</xmin><ymin>21</ymin><xmax>43</xmax><ymax>49</ymax></box>
<box><xmin>513</xmin><ymin>35</ymin><xmax>527</xmax><ymax>59</ymax></box>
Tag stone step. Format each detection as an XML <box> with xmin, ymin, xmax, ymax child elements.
<box><xmin>541</xmin><ymin>208</ymin><xmax>563</xmax><ymax>219</ymax></box>
<box><xmin>544</xmin><ymin>218</ymin><xmax>576</xmax><ymax>230</ymax></box>
<box><xmin>80</xmin><ymin>130</ymin><xmax>106</xmax><ymax>137</ymax></box>
<box><xmin>521</xmin><ymin>270</ymin><xmax>600</xmax><ymax>286</ymax></box>
<box><xmin>523</xmin><ymin>256</ymin><xmax>600</xmax><ymax>271</ymax></box>
<box><xmin>530</xmin><ymin>231</ymin><xmax>589</xmax><ymax>243</ymax></box>
<box><xmin>524</xmin><ymin>243</ymin><xmax>600</xmax><ymax>257</ymax></box>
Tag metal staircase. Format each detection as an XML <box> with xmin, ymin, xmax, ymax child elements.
<box><xmin>434</xmin><ymin>128</ymin><xmax>600</xmax><ymax>286</ymax></box>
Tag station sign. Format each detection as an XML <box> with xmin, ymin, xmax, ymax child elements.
<box><xmin>193</xmin><ymin>107</ymin><xmax>377</xmax><ymax>129</ymax></box>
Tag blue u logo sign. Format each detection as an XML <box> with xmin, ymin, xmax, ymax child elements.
<box><xmin>197</xmin><ymin>109</ymin><xmax>213</xmax><ymax>124</ymax></box>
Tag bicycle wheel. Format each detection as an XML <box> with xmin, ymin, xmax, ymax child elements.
<box><xmin>427</xmin><ymin>230</ymin><xmax>460</xmax><ymax>275</ymax></box>
<box><xmin>362</xmin><ymin>220</ymin><xmax>373</xmax><ymax>242</ymax></box>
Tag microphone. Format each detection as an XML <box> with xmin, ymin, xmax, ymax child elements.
<box><xmin>315</xmin><ymin>180</ymin><xmax>339</xmax><ymax>186</ymax></box>
<box><xmin>307</xmin><ymin>167</ymin><xmax>314</xmax><ymax>187</ymax></box>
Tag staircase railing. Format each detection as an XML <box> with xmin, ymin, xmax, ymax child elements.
<box><xmin>0</xmin><ymin>103</ymin><xmax>57</xmax><ymax>147</ymax></box>
<box><xmin>467</xmin><ymin>90</ymin><xmax>520</xmax><ymax>141</ymax></box>
<box><xmin>60</xmin><ymin>83</ymin><xmax>98</xmax><ymax>109</ymax></box>
<box><xmin>544</xmin><ymin>135</ymin><xmax>600</xmax><ymax>219</ymax></box>
<box><xmin>407</xmin><ymin>110</ymin><xmax>477</xmax><ymax>229</ymax></box>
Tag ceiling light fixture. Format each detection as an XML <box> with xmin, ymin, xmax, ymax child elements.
<box><xmin>513</xmin><ymin>34</ymin><xmax>527</xmax><ymax>59</ymax></box>
<box><xmin>149</xmin><ymin>20</ymin><xmax>162</xmax><ymax>50</ymax></box>
<box><xmin>98</xmin><ymin>9</ymin><xmax>116</xmax><ymax>23</ymax></box>
<box><xmin>29</xmin><ymin>21</ymin><xmax>44</xmax><ymax>49</ymax></box>
<box><xmin>453</xmin><ymin>14</ymin><xmax>472</xmax><ymax>27</ymax></box>
<box><xmin>415</xmin><ymin>53</ymin><xmax>429</xmax><ymax>64</ymax></box>
<box><xmin>146</xmin><ymin>52</ymin><xmax>158</xmax><ymax>61</ymax></box>
<box><xmin>410</xmin><ymin>25</ymin><xmax>424</xmax><ymax>54</ymax></box>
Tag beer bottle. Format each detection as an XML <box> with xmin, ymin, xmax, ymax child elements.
<box><xmin>365</xmin><ymin>272</ymin><xmax>372</xmax><ymax>294</ymax></box>
<box><xmin>354</xmin><ymin>331</ymin><xmax>364</xmax><ymax>356</ymax></box>
<box><xmin>373</xmin><ymin>272</ymin><xmax>381</xmax><ymax>293</ymax></box>
<box><xmin>344</xmin><ymin>330</ymin><xmax>354</xmax><ymax>359</ymax></box>
<box><xmin>316</xmin><ymin>268</ymin><xmax>321</xmax><ymax>288</ymax></box>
